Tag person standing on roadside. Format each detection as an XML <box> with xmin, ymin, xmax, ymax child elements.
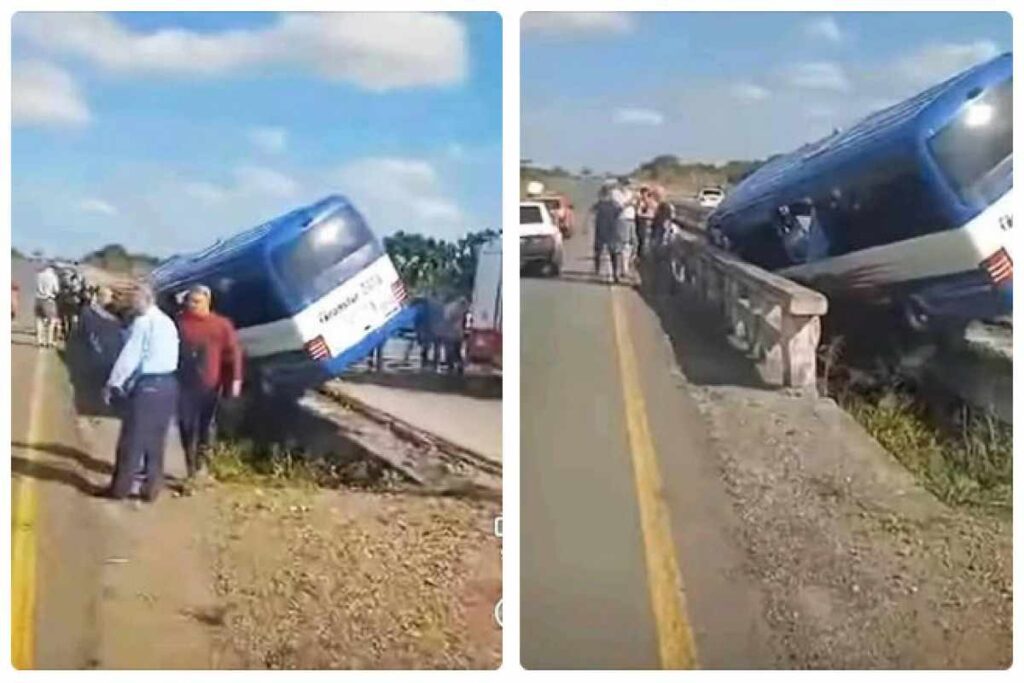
<box><xmin>102</xmin><ymin>282</ymin><xmax>179</xmax><ymax>502</ymax></box>
<box><xmin>176</xmin><ymin>284</ymin><xmax>243</xmax><ymax>478</ymax></box>
<box><xmin>649</xmin><ymin>185</ymin><xmax>676</xmax><ymax>252</ymax></box>
<box><xmin>12</xmin><ymin>281</ymin><xmax>20</xmax><ymax>323</ymax></box>
<box><xmin>612</xmin><ymin>179</ymin><xmax>637</xmax><ymax>281</ymax></box>
<box><xmin>34</xmin><ymin>263</ymin><xmax>60</xmax><ymax>348</ymax></box>
<box><xmin>592</xmin><ymin>184</ymin><xmax>625</xmax><ymax>284</ymax></box>
<box><xmin>76</xmin><ymin>286</ymin><xmax>126</xmax><ymax>409</ymax></box>
<box><xmin>635</xmin><ymin>186</ymin><xmax>655</xmax><ymax>259</ymax></box>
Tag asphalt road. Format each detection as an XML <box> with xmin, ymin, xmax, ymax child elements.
<box><xmin>520</xmin><ymin>193</ymin><xmax>773</xmax><ymax>669</ymax></box>
<box><xmin>11</xmin><ymin>258</ymin><xmax>106</xmax><ymax>668</ymax></box>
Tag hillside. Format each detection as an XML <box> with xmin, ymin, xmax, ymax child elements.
<box><xmin>521</xmin><ymin>155</ymin><xmax>773</xmax><ymax>200</ymax></box>
<box><xmin>82</xmin><ymin>244</ymin><xmax>160</xmax><ymax>276</ymax></box>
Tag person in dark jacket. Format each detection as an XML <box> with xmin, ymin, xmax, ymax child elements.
<box><xmin>592</xmin><ymin>184</ymin><xmax>626</xmax><ymax>283</ymax></box>
<box><xmin>649</xmin><ymin>185</ymin><xmax>676</xmax><ymax>251</ymax></box>
<box><xmin>176</xmin><ymin>284</ymin><xmax>244</xmax><ymax>477</ymax></box>
<box><xmin>76</xmin><ymin>286</ymin><xmax>126</xmax><ymax>411</ymax></box>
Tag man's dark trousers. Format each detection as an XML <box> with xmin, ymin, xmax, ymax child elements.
<box><xmin>109</xmin><ymin>374</ymin><xmax>178</xmax><ymax>500</ymax></box>
<box><xmin>178</xmin><ymin>382</ymin><xmax>219</xmax><ymax>477</ymax></box>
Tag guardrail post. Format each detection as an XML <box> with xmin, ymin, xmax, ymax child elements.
<box><xmin>782</xmin><ymin>314</ymin><xmax>822</xmax><ymax>390</ymax></box>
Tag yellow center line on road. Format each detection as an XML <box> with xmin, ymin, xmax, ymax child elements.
<box><xmin>610</xmin><ymin>287</ymin><xmax>698</xmax><ymax>669</ymax></box>
<box><xmin>12</xmin><ymin>350</ymin><xmax>46</xmax><ymax>669</ymax></box>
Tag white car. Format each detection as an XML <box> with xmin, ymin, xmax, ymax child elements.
<box><xmin>697</xmin><ymin>187</ymin><xmax>725</xmax><ymax>208</ymax></box>
<box><xmin>520</xmin><ymin>201</ymin><xmax>563</xmax><ymax>276</ymax></box>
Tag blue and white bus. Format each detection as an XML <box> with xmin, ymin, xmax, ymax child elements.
<box><xmin>150</xmin><ymin>195</ymin><xmax>417</xmax><ymax>392</ymax></box>
<box><xmin>708</xmin><ymin>53</ymin><xmax>1012</xmax><ymax>331</ymax></box>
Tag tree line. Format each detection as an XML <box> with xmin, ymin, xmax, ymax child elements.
<box><xmin>384</xmin><ymin>229</ymin><xmax>499</xmax><ymax>298</ymax></box>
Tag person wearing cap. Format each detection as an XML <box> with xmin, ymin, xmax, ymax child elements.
<box><xmin>102</xmin><ymin>282</ymin><xmax>180</xmax><ymax>502</ymax></box>
<box><xmin>176</xmin><ymin>284</ymin><xmax>243</xmax><ymax>478</ymax></box>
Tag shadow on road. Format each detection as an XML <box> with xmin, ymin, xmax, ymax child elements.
<box><xmin>11</xmin><ymin>455</ymin><xmax>104</xmax><ymax>496</ymax></box>
<box><xmin>11</xmin><ymin>440</ymin><xmax>114</xmax><ymax>476</ymax></box>
<box><xmin>636</xmin><ymin>256</ymin><xmax>770</xmax><ymax>390</ymax></box>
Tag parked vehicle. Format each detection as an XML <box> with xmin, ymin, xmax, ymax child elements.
<box><xmin>707</xmin><ymin>53</ymin><xmax>1013</xmax><ymax>331</ymax></box>
<box><xmin>466</xmin><ymin>235</ymin><xmax>502</xmax><ymax>370</ymax></box>
<box><xmin>697</xmin><ymin>187</ymin><xmax>725</xmax><ymax>209</ymax></box>
<box><xmin>519</xmin><ymin>201</ymin><xmax>564</xmax><ymax>276</ymax></box>
<box><xmin>150</xmin><ymin>195</ymin><xmax>417</xmax><ymax>393</ymax></box>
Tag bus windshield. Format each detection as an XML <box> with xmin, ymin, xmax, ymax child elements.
<box><xmin>270</xmin><ymin>204</ymin><xmax>384</xmax><ymax>305</ymax></box>
<box><xmin>929</xmin><ymin>78</ymin><xmax>1012</xmax><ymax>206</ymax></box>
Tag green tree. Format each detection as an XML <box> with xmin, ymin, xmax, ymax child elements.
<box><xmin>384</xmin><ymin>229</ymin><xmax>499</xmax><ymax>298</ymax></box>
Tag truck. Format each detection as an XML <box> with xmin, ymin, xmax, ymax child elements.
<box><xmin>465</xmin><ymin>235</ymin><xmax>502</xmax><ymax>371</ymax></box>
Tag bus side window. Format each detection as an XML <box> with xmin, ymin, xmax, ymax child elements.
<box><xmin>839</xmin><ymin>157</ymin><xmax>955</xmax><ymax>254</ymax></box>
<box><xmin>211</xmin><ymin>261</ymin><xmax>290</xmax><ymax>329</ymax></box>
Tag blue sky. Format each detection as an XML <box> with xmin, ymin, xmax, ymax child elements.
<box><xmin>12</xmin><ymin>11</ymin><xmax>501</xmax><ymax>258</ymax></box>
<box><xmin>522</xmin><ymin>11</ymin><xmax>1011</xmax><ymax>172</ymax></box>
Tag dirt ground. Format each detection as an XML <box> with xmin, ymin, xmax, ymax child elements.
<box><xmin>75</xmin><ymin>414</ymin><xmax>501</xmax><ymax>670</ymax></box>
<box><xmin>208</xmin><ymin>485</ymin><xmax>501</xmax><ymax>669</ymax></box>
<box><xmin>689</xmin><ymin>385</ymin><xmax>1012</xmax><ymax>669</ymax></box>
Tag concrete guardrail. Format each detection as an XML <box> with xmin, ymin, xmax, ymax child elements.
<box><xmin>660</xmin><ymin>227</ymin><xmax>829</xmax><ymax>392</ymax></box>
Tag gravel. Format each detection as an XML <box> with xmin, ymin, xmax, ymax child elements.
<box><xmin>691</xmin><ymin>385</ymin><xmax>1011</xmax><ymax>669</ymax></box>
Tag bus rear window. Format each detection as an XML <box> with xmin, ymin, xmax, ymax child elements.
<box><xmin>929</xmin><ymin>78</ymin><xmax>1012</xmax><ymax>205</ymax></box>
<box><xmin>270</xmin><ymin>206</ymin><xmax>384</xmax><ymax>304</ymax></box>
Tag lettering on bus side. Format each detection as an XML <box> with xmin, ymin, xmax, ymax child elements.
<box><xmin>319</xmin><ymin>292</ymin><xmax>360</xmax><ymax>325</ymax></box>
<box><xmin>360</xmin><ymin>273</ymin><xmax>384</xmax><ymax>293</ymax></box>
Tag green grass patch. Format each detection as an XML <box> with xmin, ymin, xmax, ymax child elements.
<box><xmin>840</xmin><ymin>389</ymin><xmax>1011</xmax><ymax>510</ymax></box>
<box><xmin>204</xmin><ymin>437</ymin><xmax>400</xmax><ymax>491</ymax></box>
<box><xmin>206</xmin><ymin>439</ymin><xmax>321</xmax><ymax>489</ymax></box>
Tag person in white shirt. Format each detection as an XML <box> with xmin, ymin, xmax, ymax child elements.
<box><xmin>34</xmin><ymin>265</ymin><xmax>60</xmax><ymax>348</ymax></box>
<box><xmin>614</xmin><ymin>181</ymin><xmax>637</xmax><ymax>280</ymax></box>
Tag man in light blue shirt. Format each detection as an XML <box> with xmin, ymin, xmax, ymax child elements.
<box><xmin>102</xmin><ymin>283</ymin><xmax>180</xmax><ymax>502</ymax></box>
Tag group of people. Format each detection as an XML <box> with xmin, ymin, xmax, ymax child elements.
<box><xmin>591</xmin><ymin>179</ymin><xmax>676</xmax><ymax>284</ymax></box>
<box><xmin>31</xmin><ymin>261</ymin><xmax>245</xmax><ymax>503</ymax></box>
<box><xmin>24</xmin><ymin>262</ymin><xmax>94</xmax><ymax>348</ymax></box>
<box><xmin>367</xmin><ymin>294</ymin><xmax>472</xmax><ymax>375</ymax></box>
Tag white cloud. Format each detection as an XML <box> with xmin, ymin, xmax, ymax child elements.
<box><xmin>784</xmin><ymin>62</ymin><xmax>851</xmax><ymax>92</ymax></box>
<box><xmin>233</xmin><ymin>166</ymin><xmax>300</xmax><ymax>198</ymax></box>
<box><xmin>13</xmin><ymin>60</ymin><xmax>90</xmax><ymax>127</ymax></box>
<box><xmin>895</xmin><ymin>41</ymin><xmax>1000</xmax><ymax>86</ymax></box>
<box><xmin>613</xmin><ymin>107</ymin><xmax>664</xmax><ymax>126</ymax></box>
<box><xmin>79</xmin><ymin>198</ymin><xmax>118</xmax><ymax>215</ymax></box>
<box><xmin>246</xmin><ymin>126</ymin><xmax>288</xmax><ymax>154</ymax></box>
<box><xmin>183</xmin><ymin>181</ymin><xmax>228</xmax><ymax>204</ymax></box>
<box><xmin>333</xmin><ymin>157</ymin><xmax>464</xmax><ymax>234</ymax></box>
<box><xmin>14</xmin><ymin>12</ymin><xmax>467</xmax><ymax>91</ymax></box>
<box><xmin>729</xmin><ymin>82</ymin><xmax>771</xmax><ymax>102</ymax></box>
<box><xmin>522</xmin><ymin>12</ymin><xmax>633</xmax><ymax>36</ymax></box>
<box><xmin>804</xmin><ymin>16</ymin><xmax>843</xmax><ymax>44</ymax></box>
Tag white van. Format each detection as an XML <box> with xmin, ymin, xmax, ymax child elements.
<box><xmin>466</xmin><ymin>235</ymin><xmax>502</xmax><ymax>370</ymax></box>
